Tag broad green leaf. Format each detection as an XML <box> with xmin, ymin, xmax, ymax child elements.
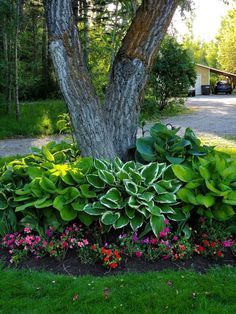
<box><xmin>69</xmin><ymin>168</ymin><xmax>85</xmax><ymax>183</ymax></box>
<box><xmin>80</xmin><ymin>184</ymin><xmax>96</xmax><ymax>198</ymax></box>
<box><xmin>205</xmin><ymin>180</ymin><xmax>228</xmax><ymax>196</ymax></box>
<box><xmin>177</xmin><ymin>188</ymin><xmax>197</xmax><ymax>204</ymax></box>
<box><xmin>83</xmin><ymin>204</ymin><xmax>105</xmax><ymax>216</ymax></box>
<box><xmin>155</xmin><ymin>193</ymin><xmax>176</xmax><ymax>204</ymax></box>
<box><xmin>125</xmin><ymin>205</ymin><xmax>135</xmax><ymax>219</ymax></box>
<box><xmin>101</xmin><ymin>211</ymin><xmax>120</xmax><ymax>225</ymax></box>
<box><xmin>215</xmin><ymin>154</ymin><xmax>226</xmax><ymax>173</ymax></box>
<box><xmin>76</xmin><ymin>157</ymin><xmax>93</xmax><ymax>173</ymax></box>
<box><xmin>141</xmin><ymin>163</ymin><xmax>160</xmax><ymax>185</ymax></box>
<box><xmin>60</xmin><ymin>205</ymin><xmax>77</xmax><ymax>221</ymax></box>
<box><xmin>167</xmin><ymin>210</ymin><xmax>187</xmax><ymax>221</ymax></box>
<box><xmin>166</xmin><ymin>156</ymin><xmax>185</xmax><ymax>164</ymax></box>
<box><xmin>136</xmin><ymin>137</ymin><xmax>156</xmax><ymax>162</ymax></box>
<box><xmin>58</xmin><ymin>187</ymin><xmax>80</xmax><ymax>203</ymax></box>
<box><xmin>114</xmin><ymin>214</ymin><xmax>129</xmax><ymax>229</ymax></box>
<box><xmin>130</xmin><ymin>214</ymin><xmax>144</xmax><ymax>230</ymax></box>
<box><xmin>15</xmin><ymin>202</ymin><xmax>35</xmax><ymax>212</ymax></box>
<box><xmin>40</xmin><ymin>176</ymin><xmax>57</xmax><ymax>193</ymax></box>
<box><xmin>185</xmin><ymin>179</ymin><xmax>203</xmax><ymax>189</ymax></box>
<box><xmin>27</xmin><ymin>166</ymin><xmax>43</xmax><ymax>179</ymax></box>
<box><xmin>94</xmin><ymin>159</ymin><xmax>108</xmax><ymax>171</ymax></box>
<box><xmin>148</xmin><ymin>205</ymin><xmax>161</xmax><ymax>216</ymax></box>
<box><xmin>42</xmin><ymin>146</ymin><xmax>55</xmax><ymax>162</ymax></box>
<box><xmin>137</xmin><ymin>192</ymin><xmax>154</xmax><ymax>202</ymax></box>
<box><xmin>129</xmin><ymin>169</ymin><xmax>143</xmax><ymax>184</ymax></box>
<box><xmin>72</xmin><ymin>200</ymin><xmax>87</xmax><ymax>211</ymax></box>
<box><xmin>124</xmin><ymin>180</ymin><xmax>138</xmax><ymax>196</ymax></box>
<box><xmin>116</xmin><ymin>169</ymin><xmax>129</xmax><ymax>181</ymax></box>
<box><xmin>53</xmin><ymin>195</ymin><xmax>65</xmax><ymax>211</ymax></box>
<box><xmin>102</xmin><ymin>188</ymin><xmax>122</xmax><ymax>203</ymax></box>
<box><xmin>199</xmin><ymin>166</ymin><xmax>210</xmax><ymax>180</ymax></box>
<box><xmin>78</xmin><ymin>212</ymin><xmax>94</xmax><ymax>226</ymax></box>
<box><xmin>34</xmin><ymin>198</ymin><xmax>53</xmax><ymax>208</ymax></box>
<box><xmin>195</xmin><ymin>194</ymin><xmax>215</xmax><ymax>208</ymax></box>
<box><xmin>150</xmin><ymin>214</ymin><xmax>165</xmax><ymax>237</ymax></box>
<box><xmin>150</xmin><ymin>123</ymin><xmax>180</xmax><ymax>137</ymax></box>
<box><xmin>87</xmin><ymin>174</ymin><xmax>105</xmax><ymax>189</ymax></box>
<box><xmin>98</xmin><ymin>169</ymin><xmax>115</xmax><ymax>185</ymax></box>
<box><xmin>172</xmin><ymin>164</ymin><xmax>195</xmax><ymax>182</ymax></box>
<box><xmin>100</xmin><ymin>197</ymin><xmax>120</xmax><ymax>209</ymax></box>
<box><xmin>160</xmin><ymin>204</ymin><xmax>175</xmax><ymax>214</ymax></box>
<box><xmin>213</xmin><ymin>204</ymin><xmax>235</xmax><ymax>221</ymax></box>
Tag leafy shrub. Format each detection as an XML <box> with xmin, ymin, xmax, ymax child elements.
<box><xmin>136</xmin><ymin>123</ymin><xmax>212</xmax><ymax>164</ymax></box>
<box><xmin>172</xmin><ymin>151</ymin><xmax>236</xmax><ymax>221</ymax></box>
<box><xmin>0</xmin><ymin>144</ymin><xmax>182</xmax><ymax>237</ymax></box>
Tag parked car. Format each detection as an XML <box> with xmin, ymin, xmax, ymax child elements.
<box><xmin>188</xmin><ymin>86</ymin><xmax>195</xmax><ymax>97</ymax></box>
<box><xmin>214</xmin><ymin>81</ymin><xmax>232</xmax><ymax>94</ymax></box>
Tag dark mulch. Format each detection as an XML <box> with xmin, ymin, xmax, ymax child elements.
<box><xmin>0</xmin><ymin>249</ymin><xmax>235</xmax><ymax>276</ymax></box>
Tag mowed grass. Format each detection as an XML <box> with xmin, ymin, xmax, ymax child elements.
<box><xmin>0</xmin><ymin>265</ymin><xmax>235</xmax><ymax>314</ymax></box>
<box><xmin>0</xmin><ymin>99</ymin><xmax>67</xmax><ymax>139</ymax></box>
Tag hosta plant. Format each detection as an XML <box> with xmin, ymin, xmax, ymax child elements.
<box><xmin>136</xmin><ymin>123</ymin><xmax>212</xmax><ymax>164</ymax></box>
<box><xmin>172</xmin><ymin>152</ymin><xmax>236</xmax><ymax>221</ymax></box>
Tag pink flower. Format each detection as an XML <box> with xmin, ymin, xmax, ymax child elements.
<box><xmin>150</xmin><ymin>238</ymin><xmax>158</xmax><ymax>245</ymax></box>
<box><xmin>135</xmin><ymin>251</ymin><xmax>142</xmax><ymax>257</ymax></box>
<box><xmin>42</xmin><ymin>240</ymin><xmax>47</xmax><ymax>248</ymax></box>
<box><xmin>24</xmin><ymin>227</ymin><xmax>31</xmax><ymax>234</ymax></box>
<box><xmin>222</xmin><ymin>240</ymin><xmax>234</xmax><ymax>247</ymax></box>
<box><xmin>83</xmin><ymin>239</ymin><xmax>89</xmax><ymax>245</ymax></box>
<box><xmin>164</xmin><ymin>218</ymin><xmax>169</xmax><ymax>225</ymax></box>
<box><xmin>132</xmin><ymin>231</ymin><xmax>138</xmax><ymax>241</ymax></box>
<box><xmin>46</xmin><ymin>229</ymin><xmax>53</xmax><ymax>238</ymax></box>
<box><xmin>173</xmin><ymin>236</ymin><xmax>178</xmax><ymax>241</ymax></box>
<box><xmin>77</xmin><ymin>241</ymin><xmax>84</xmax><ymax>248</ymax></box>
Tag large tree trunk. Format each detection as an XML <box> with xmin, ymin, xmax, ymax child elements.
<box><xmin>44</xmin><ymin>0</ymin><xmax>179</xmax><ymax>160</ymax></box>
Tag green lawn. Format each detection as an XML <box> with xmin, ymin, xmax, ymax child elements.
<box><xmin>0</xmin><ymin>265</ymin><xmax>235</xmax><ymax>314</ymax></box>
<box><xmin>0</xmin><ymin>99</ymin><xmax>67</xmax><ymax>139</ymax></box>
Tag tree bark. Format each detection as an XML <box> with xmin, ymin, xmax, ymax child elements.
<box><xmin>44</xmin><ymin>0</ymin><xmax>116</xmax><ymax>159</ymax></box>
<box><xmin>44</xmin><ymin>0</ymin><xmax>179</xmax><ymax>160</ymax></box>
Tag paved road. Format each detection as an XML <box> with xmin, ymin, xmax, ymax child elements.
<box><xmin>0</xmin><ymin>95</ymin><xmax>236</xmax><ymax>157</ymax></box>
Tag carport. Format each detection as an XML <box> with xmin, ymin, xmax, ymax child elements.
<box><xmin>195</xmin><ymin>64</ymin><xmax>236</xmax><ymax>95</ymax></box>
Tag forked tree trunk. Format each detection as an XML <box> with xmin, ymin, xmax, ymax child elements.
<box><xmin>44</xmin><ymin>0</ymin><xmax>179</xmax><ymax>160</ymax></box>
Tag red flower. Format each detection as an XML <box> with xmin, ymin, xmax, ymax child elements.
<box><xmin>217</xmin><ymin>251</ymin><xmax>222</xmax><ymax>257</ymax></box>
<box><xmin>49</xmin><ymin>241</ymin><xmax>54</xmax><ymax>247</ymax></box>
<box><xmin>199</xmin><ymin>246</ymin><xmax>204</xmax><ymax>252</ymax></box>
<box><xmin>103</xmin><ymin>257</ymin><xmax>109</xmax><ymax>262</ymax></box>
<box><xmin>203</xmin><ymin>240</ymin><xmax>209</xmax><ymax>246</ymax></box>
<box><xmin>179</xmin><ymin>244</ymin><xmax>186</xmax><ymax>251</ymax></box>
<box><xmin>114</xmin><ymin>250</ymin><xmax>121</xmax><ymax>259</ymax></box>
<box><xmin>210</xmin><ymin>242</ymin><xmax>216</xmax><ymax>248</ymax></box>
<box><xmin>109</xmin><ymin>262</ymin><xmax>117</xmax><ymax>269</ymax></box>
<box><xmin>62</xmin><ymin>241</ymin><xmax>68</xmax><ymax>248</ymax></box>
<box><xmin>91</xmin><ymin>244</ymin><xmax>96</xmax><ymax>251</ymax></box>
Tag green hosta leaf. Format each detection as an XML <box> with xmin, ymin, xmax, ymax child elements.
<box><xmin>116</xmin><ymin>169</ymin><xmax>129</xmax><ymax>181</ymax></box>
<box><xmin>94</xmin><ymin>159</ymin><xmax>108</xmax><ymax>171</ymax></box>
<box><xmin>148</xmin><ymin>205</ymin><xmax>161</xmax><ymax>216</ymax></box>
<box><xmin>60</xmin><ymin>205</ymin><xmax>77</xmax><ymax>221</ymax></box>
<box><xmin>141</xmin><ymin>163</ymin><xmax>160</xmax><ymax>185</ymax></box>
<box><xmin>122</xmin><ymin>161</ymin><xmax>136</xmax><ymax>172</ymax></box>
<box><xmin>101</xmin><ymin>211</ymin><xmax>120</xmax><ymax>225</ymax></box>
<box><xmin>177</xmin><ymin>188</ymin><xmax>197</xmax><ymax>204</ymax></box>
<box><xmin>136</xmin><ymin>137</ymin><xmax>156</xmax><ymax>162</ymax></box>
<box><xmin>100</xmin><ymin>197</ymin><xmax>120</xmax><ymax>209</ymax></box>
<box><xmin>83</xmin><ymin>204</ymin><xmax>105</xmax><ymax>216</ymax></box>
<box><xmin>69</xmin><ymin>168</ymin><xmax>85</xmax><ymax>184</ymax></box>
<box><xmin>102</xmin><ymin>188</ymin><xmax>122</xmax><ymax>203</ymax></box>
<box><xmin>124</xmin><ymin>180</ymin><xmax>138</xmax><ymax>196</ymax></box>
<box><xmin>76</xmin><ymin>157</ymin><xmax>93</xmax><ymax>173</ymax></box>
<box><xmin>15</xmin><ymin>202</ymin><xmax>35</xmax><ymax>212</ymax></box>
<box><xmin>185</xmin><ymin>179</ymin><xmax>203</xmax><ymax>189</ymax></box>
<box><xmin>98</xmin><ymin>170</ymin><xmax>115</xmax><ymax>185</ymax></box>
<box><xmin>53</xmin><ymin>195</ymin><xmax>65</xmax><ymax>211</ymax></box>
<box><xmin>150</xmin><ymin>123</ymin><xmax>180</xmax><ymax>138</ymax></box>
<box><xmin>215</xmin><ymin>154</ymin><xmax>226</xmax><ymax>173</ymax></box>
<box><xmin>40</xmin><ymin>176</ymin><xmax>57</xmax><ymax>193</ymax></box>
<box><xmin>199</xmin><ymin>166</ymin><xmax>210</xmax><ymax>180</ymax></box>
<box><xmin>113</xmin><ymin>157</ymin><xmax>123</xmax><ymax>171</ymax></box>
<box><xmin>160</xmin><ymin>204</ymin><xmax>175</xmax><ymax>214</ymax></box>
<box><xmin>166</xmin><ymin>156</ymin><xmax>185</xmax><ymax>164</ymax></box>
<box><xmin>155</xmin><ymin>193</ymin><xmax>176</xmax><ymax>204</ymax></box>
<box><xmin>195</xmin><ymin>194</ymin><xmax>215</xmax><ymax>208</ymax></box>
<box><xmin>34</xmin><ymin>198</ymin><xmax>53</xmax><ymax>208</ymax></box>
<box><xmin>129</xmin><ymin>169</ymin><xmax>143</xmax><ymax>184</ymax></box>
<box><xmin>128</xmin><ymin>196</ymin><xmax>139</xmax><ymax>209</ymax></box>
<box><xmin>13</xmin><ymin>195</ymin><xmax>31</xmax><ymax>202</ymax></box>
<box><xmin>114</xmin><ymin>214</ymin><xmax>129</xmax><ymax>229</ymax></box>
<box><xmin>150</xmin><ymin>214</ymin><xmax>165</xmax><ymax>237</ymax></box>
<box><xmin>27</xmin><ymin>166</ymin><xmax>43</xmax><ymax>179</ymax></box>
<box><xmin>167</xmin><ymin>210</ymin><xmax>187</xmax><ymax>221</ymax></box>
<box><xmin>87</xmin><ymin>174</ymin><xmax>105</xmax><ymax>189</ymax></box>
<box><xmin>72</xmin><ymin>199</ymin><xmax>88</xmax><ymax>211</ymax></box>
<box><xmin>42</xmin><ymin>146</ymin><xmax>55</xmax><ymax>162</ymax></box>
<box><xmin>205</xmin><ymin>180</ymin><xmax>228</xmax><ymax>196</ymax></box>
<box><xmin>125</xmin><ymin>205</ymin><xmax>135</xmax><ymax>219</ymax></box>
<box><xmin>213</xmin><ymin>204</ymin><xmax>235</xmax><ymax>221</ymax></box>
<box><xmin>137</xmin><ymin>192</ymin><xmax>154</xmax><ymax>202</ymax></box>
<box><xmin>80</xmin><ymin>184</ymin><xmax>96</xmax><ymax>198</ymax></box>
<box><xmin>130</xmin><ymin>214</ymin><xmax>144</xmax><ymax>230</ymax></box>
<box><xmin>223</xmin><ymin>191</ymin><xmax>236</xmax><ymax>205</ymax></box>
<box><xmin>0</xmin><ymin>192</ymin><xmax>8</xmax><ymax>210</ymax></box>
<box><xmin>58</xmin><ymin>187</ymin><xmax>80</xmax><ymax>203</ymax></box>
<box><xmin>78</xmin><ymin>212</ymin><xmax>94</xmax><ymax>226</ymax></box>
<box><xmin>172</xmin><ymin>164</ymin><xmax>195</xmax><ymax>182</ymax></box>
<box><xmin>61</xmin><ymin>173</ymin><xmax>75</xmax><ymax>185</ymax></box>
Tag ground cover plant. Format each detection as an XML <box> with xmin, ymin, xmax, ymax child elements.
<box><xmin>0</xmin><ymin>265</ymin><xmax>235</xmax><ymax>314</ymax></box>
<box><xmin>0</xmin><ymin>123</ymin><xmax>235</xmax><ymax>273</ymax></box>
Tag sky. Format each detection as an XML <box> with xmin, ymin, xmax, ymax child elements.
<box><xmin>172</xmin><ymin>0</ymin><xmax>236</xmax><ymax>42</ymax></box>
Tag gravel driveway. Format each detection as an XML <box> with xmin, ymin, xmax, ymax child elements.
<box><xmin>0</xmin><ymin>95</ymin><xmax>236</xmax><ymax>157</ymax></box>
